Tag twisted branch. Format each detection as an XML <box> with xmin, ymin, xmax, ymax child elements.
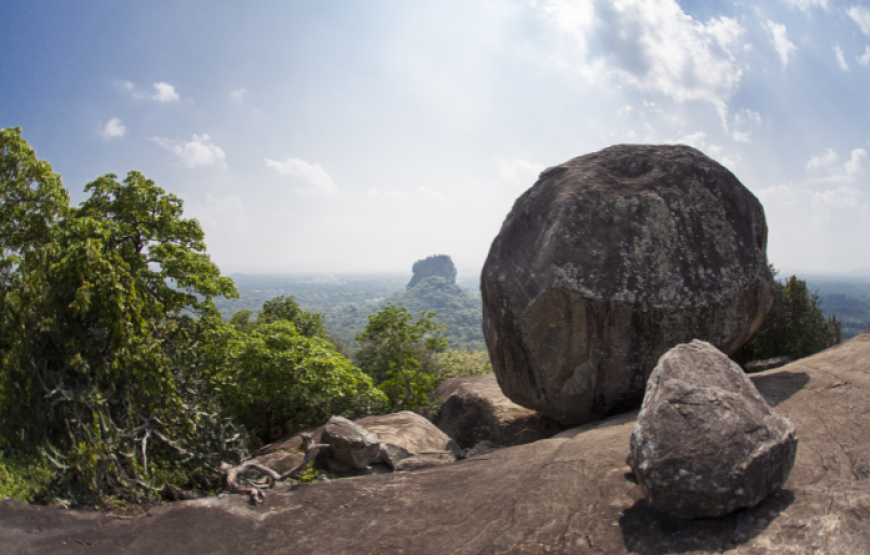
<box><xmin>220</xmin><ymin>433</ymin><xmax>329</xmax><ymax>504</ymax></box>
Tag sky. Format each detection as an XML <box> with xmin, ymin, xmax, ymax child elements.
<box><xmin>2</xmin><ymin>0</ymin><xmax>869</xmax><ymax>278</ymax></box>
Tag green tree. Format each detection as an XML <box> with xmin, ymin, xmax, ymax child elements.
<box><xmin>214</xmin><ymin>320</ymin><xmax>386</xmax><ymax>445</ymax></box>
<box><xmin>355</xmin><ymin>304</ymin><xmax>448</xmax><ymax>411</ymax></box>
<box><xmin>0</xmin><ymin>129</ymin><xmax>245</xmax><ymax>502</ymax></box>
<box><xmin>732</xmin><ymin>269</ymin><xmax>843</xmax><ymax>366</ymax></box>
<box><xmin>228</xmin><ymin>295</ymin><xmax>327</xmax><ymax>339</ymax></box>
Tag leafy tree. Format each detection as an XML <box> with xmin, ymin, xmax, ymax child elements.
<box><xmin>229</xmin><ymin>295</ymin><xmax>327</xmax><ymax>339</ymax></box>
<box><xmin>732</xmin><ymin>269</ymin><xmax>843</xmax><ymax>366</ymax></box>
<box><xmin>431</xmin><ymin>349</ymin><xmax>493</xmax><ymax>384</ymax></box>
<box><xmin>355</xmin><ymin>304</ymin><xmax>448</xmax><ymax>411</ymax></box>
<box><xmin>0</xmin><ymin>128</ymin><xmax>245</xmax><ymax>503</ymax></box>
<box><xmin>213</xmin><ymin>320</ymin><xmax>386</xmax><ymax>445</ymax></box>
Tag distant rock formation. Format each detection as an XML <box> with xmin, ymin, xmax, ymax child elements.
<box><xmin>628</xmin><ymin>340</ymin><xmax>797</xmax><ymax>519</ymax></box>
<box><xmin>481</xmin><ymin>144</ymin><xmax>776</xmax><ymax>427</ymax></box>
<box><xmin>407</xmin><ymin>255</ymin><xmax>457</xmax><ymax>289</ymax></box>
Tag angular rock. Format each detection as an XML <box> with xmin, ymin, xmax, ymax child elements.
<box><xmin>744</xmin><ymin>356</ymin><xmax>792</xmax><ymax>373</ymax></box>
<box><xmin>432</xmin><ymin>374</ymin><xmax>562</xmax><ymax>449</ymax></box>
<box><xmin>321</xmin><ymin>416</ymin><xmax>381</xmax><ymax>470</ymax></box>
<box><xmin>355</xmin><ymin>410</ymin><xmax>461</xmax><ymax>468</ymax></box>
<box><xmin>628</xmin><ymin>340</ymin><xmax>798</xmax><ymax>519</ymax></box>
<box><xmin>464</xmin><ymin>440</ymin><xmax>506</xmax><ymax>459</ymax></box>
<box><xmin>482</xmin><ymin>144</ymin><xmax>776</xmax><ymax>426</ymax></box>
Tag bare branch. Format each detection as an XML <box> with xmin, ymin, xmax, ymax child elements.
<box><xmin>220</xmin><ymin>433</ymin><xmax>329</xmax><ymax>504</ymax></box>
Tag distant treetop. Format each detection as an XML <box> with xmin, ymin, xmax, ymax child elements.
<box><xmin>408</xmin><ymin>254</ymin><xmax>457</xmax><ymax>289</ymax></box>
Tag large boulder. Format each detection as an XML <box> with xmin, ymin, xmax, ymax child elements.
<box><xmin>354</xmin><ymin>411</ymin><xmax>462</xmax><ymax>469</ymax></box>
<box><xmin>432</xmin><ymin>374</ymin><xmax>563</xmax><ymax>449</ymax></box>
<box><xmin>482</xmin><ymin>144</ymin><xmax>776</xmax><ymax>426</ymax></box>
<box><xmin>8</xmin><ymin>331</ymin><xmax>870</xmax><ymax>553</ymax></box>
<box><xmin>628</xmin><ymin>340</ymin><xmax>798</xmax><ymax>519</ymax></box>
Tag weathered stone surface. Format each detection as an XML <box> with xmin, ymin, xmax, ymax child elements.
<box><xmin>320</xmin><ymin>416</ymin><xmax>381</xmax><ymax>470</ymax></box>
<box><xmin>432</xmin><ymin>374</ymin><xmax>562</xmax><ymax>449</ymax></box>
<box><xmin>464</xmin><ymin>440</ymin><xmax>505</xmax><ymax>459</ymax></box>
<box><xmin>4</xmin><ymin>331</ymin><xmax>870</xmax><ymax>554</ymax></box>
<box><xmin>394</xmin><ymin>451</ymin><xmax>456</xmax><ymax>472</ymax></box>
<box><xmin>355</xmin><ymin>410</ymin><xmax>462</xmax><ymax>467</ymax></box>
<box><xmin>407</xmin><ymin>254</ymin><xmax>457</xmax><ymax>289</ymax></box>
<box><xmin>744</xmin><ymin>355</ymin><xmax>792</xmax><ymax>373</ymax></box>
<box><xmin>628</xmin><ymin>340</ymin><xmax>798</xmax><ymax>519</ymax></box>
<box><xmin>482</xmin><ymin>144</ymin><xmax>776</xmax><ymax>426</ymax></box>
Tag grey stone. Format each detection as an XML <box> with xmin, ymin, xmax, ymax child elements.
<box><xmin>464</xmin><ymin>440</ymin><xmax>506</xmax><ymax>459</ymax></box>
<box><xmin>321</xmin><ymin>416</ymin><xmax>381</xmax><ymax>470</ymax></box>
<box><xmin>432</xmin><ymin>374</ymin><xmax>562</xmax><ymax>449</ymax></box>
<box><xmin>356</xmin><ymin>411</ymin><xmax>462</xmax><ymax>463</ymax></box>
<box><xmin>394</xmin><ymin>451</ymin><xmax>456</xmax><ymax>472</ymax></box>
<box><xmin>482</xmin><ymin>144</ymin><xmax>776</xmax><ymax>426</ymax></box>
<box><xmin>628</xmin><ymin>340</ymin><xmax>798</xmax><ymax>519</ymax></box>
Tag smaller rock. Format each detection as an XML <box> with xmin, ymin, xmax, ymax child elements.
<box><xmin>432</xmin><ymin>374</ymin><xmax>562</xmax><ymax>449</ymax></box>
<box><xmin>744</xmin><ymin>356</ymin><xmax>792</xmax><ymax>373</ymax></box>
<box><xmin>628</xmin><ymin>340</ymin><xmax>798</xmax><ymax>519</ymax></box>
<box><xmin>378</xmin><ymin>442</ymin><xmax>413</xmax><ymax>470</ymax></box>
<box><xmin>356</xmin><ymin>411</ymin><xmax>463</xmax><ymax>464</ymax></box>
<box><xmin>321</xmin><ymin>416</ymin><xmax>381</xmax><ymax>470</ymax></box>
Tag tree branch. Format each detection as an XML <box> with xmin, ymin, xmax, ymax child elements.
<box><xmin>219</xmin><ymin>433</ymin><xmax>329</xmax><ymax>504</ymax></box>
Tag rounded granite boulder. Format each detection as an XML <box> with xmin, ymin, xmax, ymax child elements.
<box><xmin>481</xmin><ymin>144</ymin><xmax>776</xmax><ymax>426</ymax></box>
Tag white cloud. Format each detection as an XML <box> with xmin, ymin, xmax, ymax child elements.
<box><xmin>265</xmin><ymin>158</ymin><xmax>338</xmax><ymax>196</ymax></box>
<box><xmin>230</xmin><ymin>88</ymin><xmax>247</xmax><ymax>101</ymax></box>
<box><xmin>858</xmin><ymin>45</ymin><xmax>870</xmax><ymax>65</ymax></box>
<box><xmin>367</xmin><ymin>189</ymin><xmax>411</xmax><ymax>199</ymax></box>
<box><xmin>534</xmin><ymin>0</ymin><xmax>745</xmax><ymax>113</ymax></box>
<box><xmin>811</xmin><ymin>186</ymin><xmax>862</xmax><ymax>222</ymax></box>
<box><xmin>495</xmin><ymin>157</ymin><xmax>546</xmax><ymax>185</ymax></box>
<box><xmin>848</xmin><ymin>5</ymin><xmax>870</xmax><ymax>36</ymax></box>
<box><xmin>811</xmin><ymin>148</ymin><xmax>867</xmax><ymax>183</ymax></box>
<box><xmin>806</xmin><ymin>148</ymin><xmax>839</xmax><ymax>169</ymax></box>
<box><xmin>152</xmin><ymin>82</ymin><xmax>180</xmax><ymax>102</ymax></box>
<box><xmin>669</xmin><ymin>131</ymin><xmax>738</xmax><ymax>168</ymax></box>
<box><xmin>419</xmin><ymin>186</ymin><xmax>448</xmax><ymax>206</ymax></box>
<box><xmin>764</xmin><ymin>20</ymin><xmax>797</xmax><ymax>67</ymax></box>
<box><xmin>153</xmin><ymin>134</ymin><xmax>227</xmax><ymax>168</ymax></box>
<box><xmin>783</xmin><ymin>0</ymin><xmax>829</xmax><ymax>11</ymax></box>
<box><xmin>617</xmin><ymin>105</ymin><xmax>634</xmax><ymax>117</ymax></box>
<box><xmin>730</xmin><ymin>109</ymin><xmax>762</xmax><ymax>142</ymax></box>
<box><xmin>99</xmin><ymin>117</ymin><xmax>126</xmax><ymax>139</ymax></box>
<box><xmin>835</xmin><ymin>46</ymin><xmax>849</xmax><ymax>71</ymax></box>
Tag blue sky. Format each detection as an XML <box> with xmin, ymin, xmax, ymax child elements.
<box><xmin>2</xmin><ymin>0</ymin><xmax>869</xmax><ymax>277</ymax></box>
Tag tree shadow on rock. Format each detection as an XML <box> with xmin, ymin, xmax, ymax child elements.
<box><xmin>619</xmin><ymin>488</ymin><xmax>795</xmax><ymax>554</ymax></box>
<box><xmin>750</xmin><ymin>371</ymin><xmax>810</xmax><ymax>407</ymax></box>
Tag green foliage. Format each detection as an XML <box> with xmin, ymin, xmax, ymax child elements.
<box><xmin>732</xmin><ymin>269</ymin><xmax>843</xmax><ymax>365</ymax></box>
<box><xmin>431</xmin><ymin>349</ymin><xmax>493</xmax><ymax>385</ymax></box>
<box><xmin>213</xmin><ymin>319</ymin><xmax>387</xmax><ymax>445</ymax></box>
<box><xmin>356</xmin><ymin>304</ymin><xmax>448</xmax><ymax>411</ymax></box>
<box><xmin>387</xmin><ymin>276</ymin><xmax>485</xmax><ymax>351</ymax></box>
<box><xmin>228</xmin><ymin>295</ymin><xmax>327</xmax><ymax>339</ymax></box>
<box><xmin>0</xmin><ymin>450</ymin><xmax>56</xmax><ymax>503</ymax></box>
<box><xmin>293</xmin><ymin>460</ymin><xmax>321</xmax><ymax>484</ymax></box>
<box><xmin>0</xmin><ymin>129</ymin><xmax>246</xmax><ymax>503</ymax></box>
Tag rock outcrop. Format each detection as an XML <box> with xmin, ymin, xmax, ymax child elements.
<box><xmin>432</xmin><ymin>374</ymin><xmax>562</xmax><ymax>449</ymax></box>
<box><xmin>354</xmin><ymin>411</ymin><xmax>462</xmax><ymax>469</ymax></box>
<box><xmin>482</xmin><ymin>144</ymin><xmax>776</xmax><ymax>426</ymax></box>
<box><xmin>407</xmin><ymin>254</ymin><xmax>457</xmax><ymax>289</ymax></box>
<box><xmin>3</xmin><ymin>331</ymin><xmax>870</xmax><ymax>553</ymax></box>
<box><xmin>628</xmin><ymin>340</ymin><xmax>798</xmax><ymax>519</ymax></box>
<box><xmin>320</xmin><ymin>416</ymin><xmax>381</xmax><ymax>470</ymax></box>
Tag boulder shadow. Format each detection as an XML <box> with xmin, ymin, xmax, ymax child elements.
<box><xmin>750</xmin><ymin>371</ymin><xmax>810</xmax><ymax>407</ymax></box>
<box><xmin>619</xmin><ymin>488</ymin><xmax>795</xmax><ymax>554</ymax></box>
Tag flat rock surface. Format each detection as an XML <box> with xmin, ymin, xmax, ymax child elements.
<box><xmin>3</xmin><ymin>331</ymin><xmax>870</xmax><ymax>554</ymax></box>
